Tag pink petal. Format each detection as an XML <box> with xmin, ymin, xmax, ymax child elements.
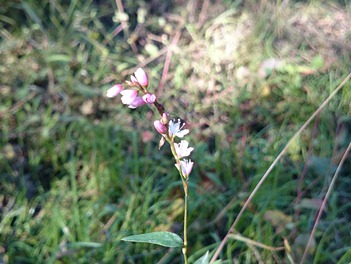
<box><xmin>142</xmin><ymin>93</ymin><xmax>156</xmax><ymax>104</ymax></box>
<box><xmin>134</xmin><ymin>68</ymin><xmax>149</xmax><ymax>87</ymax></box>
<box><xmin>154</xmin><ymin>120</ymin><xmax>167</xmax><ymax>134</ymax></box>
<box><xmin>128</xmin><ymin>96</ymin><xmax>146</xmax><ymax>109</ymax></box>
<box><xmin>120</xmin><ymin>90</ymin><xmax>138</xmax><ymax>105</ymax></box>
<box><xmin>106</xmin><ymin>84</ymin><xmax>123</xmax><ymax>98</ymax></box>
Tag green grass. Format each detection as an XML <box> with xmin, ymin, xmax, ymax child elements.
<box><xmin>1</xmin><ymin>0</ymin><xmax>351</xmax><ymax>263</ymax></box>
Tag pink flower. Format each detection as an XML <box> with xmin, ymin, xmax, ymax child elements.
<box><xmin>175</xmin><ymin>159</ymin><xmax>194</xmax><ymax>178</ymax></box>
<box><xmin>120</xmin><ymin>90</ymin><xmax>138</xmax><ymax>105</ymax></box>
<box><xmin>106</xmin><ymin>84</ymin><xmax>123</xmax><ymax>98</ymax></box>
<box><xmin>128</xmin><ymin>97</ymin><xmax>146</xmax><ymax>109</ymax></box>
<box><xmin>134</xmin><ymin>68</ymin><xmax>148</xmax><ymax>87</ymax></box>
<box><xmin>154</xmin><ymin>120</ymin><xmax>167</xmax><ymax>134</ymax></box>
<box><xmin>174</xmin><ymin>140</ymin><xmax>194</xmax><ymax>158</ymax></box>
<box><xmin>142</xmin><ymin>93</ymin><xmax>156</xmax><ymax>104</ymax></box>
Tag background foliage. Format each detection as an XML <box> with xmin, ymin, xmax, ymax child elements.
<box><xmin>1</xmin><ymin>0</ymin><xmax>351</xmax><ymax>263</ymax></box>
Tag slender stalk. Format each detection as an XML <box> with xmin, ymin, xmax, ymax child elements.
<box><xmin>182</xmin><ymin>182</ymin><xmax>189</xmax><ymax>264</ymax></box>
<box><xmin>209</xmin><ymin>72</ymin><xmax>351</xmax><ymax>263</ymax></box>
<box><xmin>152</xmin><ymin>92</ymin><xmax>190</xmax><ymax>263</ymax></box>
<box><xmin>113</xmin><ymin>68</ymin><xmax>192</xmax><ymax>263</ymax></box>
<box><xmin>300</xmin><ymin>140</ymin><xmax>351</xmax><ymax>264</ymax></box>
<box><xmin>154</xmin><ymin>100</ymin><xmax>165</xmax><ymax>116</ymax></box>
<box><xmin>169</xmin><ymin>139</ymin><xmax>189</xmax><ymax>263</ymax></box>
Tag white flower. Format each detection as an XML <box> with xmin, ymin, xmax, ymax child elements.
<box><xmin>175</xmin><ymin>159</ymin><xmax>194</xmax><ymax>178</ymax></box>
<box><xmin>169</xmin><ymin>119</ymin><xmax>189</xmax><ymax>138</ymax></box>
<box><xmin>174</xmin><ymin>140</ymin><xmax>194</xmax><ymax>158</ymax></box>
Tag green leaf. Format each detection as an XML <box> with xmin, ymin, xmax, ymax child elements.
<box><xmin>121</xmin><ymin>231</ymin><xmax>183</xmax><ymax>248</ymax></box>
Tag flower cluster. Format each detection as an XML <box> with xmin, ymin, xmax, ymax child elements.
<box><xmin>106</xmin><ymin>68</ymin><xmax>194</xmax><ymax>180</ymax></box>
<box><xmin>154</xmin><ymin>117</ymin><xmax>194</xmax><ymax>179</ymax></box>
<box><xmin>106</xmin><ymin>68</ymin><xmax>156</xmax><ymax>109</ymax></box>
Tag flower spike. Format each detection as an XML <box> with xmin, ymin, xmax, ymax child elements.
<box><xmin>106</xmin><ymin>67</ymin><xmax>194</xmax><ymax>263</ymax></box>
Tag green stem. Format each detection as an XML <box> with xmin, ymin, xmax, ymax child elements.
<box><xmin>182</xmin><ymin>181</ymin><xmax>189</xmax><ymax>264</ymax></box>
<box><xmin>169</xmin><ymin>140</ymin><xmax>189</xmax><ymax>264</ymax></box>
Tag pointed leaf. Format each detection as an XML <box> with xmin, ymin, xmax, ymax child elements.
<box><xmin>121</xmin><ymin>231</ymin><xmax>183</xmax><ymax>248</ymax></box>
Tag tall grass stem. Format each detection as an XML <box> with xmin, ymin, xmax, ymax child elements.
<box><xmin>300</xmin><ymin>141</ymin><xmax>351</xmax><ymax>264</ymax></box>
<box><xmin>210</xmin><ymin>72</ymin><xmax>351</xmax><ymax>263</ymax></box>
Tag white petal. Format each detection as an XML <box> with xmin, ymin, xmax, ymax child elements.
<box><xmin>175</xmin><ymin>129</ymin><xmax>189</xmax><ymax>138</ymax></box>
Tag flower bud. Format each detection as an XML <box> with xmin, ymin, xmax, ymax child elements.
<box><xmin>142</xmin><ymin>93</ymin><xmax>156</xmax><ymax>104</ymax></box>
<box><xmin>130</xmin><ymin>75</ymin><xmax>138</xmax><ymax>85</ymax></box>
<box><xmin>134</xmin><ymin>68</ymin><xmax>148</xmax><ymax>87</ymax></box>
<box><xmin>154</xmin><ymin>120</ymin><xmax>167</xmax><ymax>134</ymax></box>
<box><xmin>106</xmin><ymin>84</ymin><xmax>123</xmax><ymax>98</ymax></box>
<box><xmin>161</xmin><ymin>112</ymin><xmax>169</xmax><ymax>124</ymax></box>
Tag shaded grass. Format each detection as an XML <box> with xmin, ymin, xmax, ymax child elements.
<box><xmin>1</xmin><ymin>118</ymin><xmax>187</xmax><ymax>263</ymax></box>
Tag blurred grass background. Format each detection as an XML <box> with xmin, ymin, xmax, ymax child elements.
<box><xmin>1</xmin><ymin>0</ymin><xmax>351</xmax><ymax>263</ymax></box>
